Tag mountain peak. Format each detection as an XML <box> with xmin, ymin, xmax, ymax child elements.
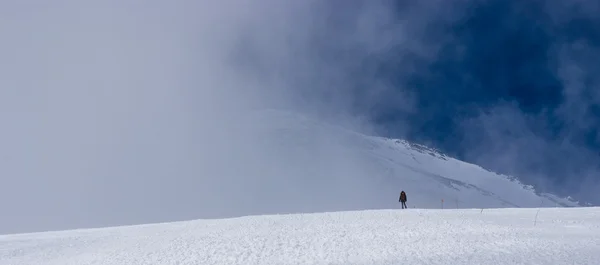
<box><xmin>243</xmin><ymin>109</ymin><xmax>582</xmax><ymax>210</ymax></box>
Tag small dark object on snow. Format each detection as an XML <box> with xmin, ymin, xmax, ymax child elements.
<box><xmin>399</xmin><ymin>191</ymin><xmax>407</xmax><ymax>209</ymax></box>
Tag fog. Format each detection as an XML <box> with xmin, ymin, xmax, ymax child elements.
<box><xmin>2</xmin><ymin>1</ymin><xmax>598</xmax><ymax>234</ymax></box>
<box><xmin>0</xmin><ymin>1</ymin><xmax>417</xmax><ymax>234</ymax></box>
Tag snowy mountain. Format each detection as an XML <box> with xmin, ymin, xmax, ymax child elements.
<box><xmin>0</xmin><ymin>109</ymin><xmax>593</xmax><ymax>264</ymax></box>
<box><xmin>2</xmin><ymin>207</ymin><xmax>599</xmax><ymax>265</ymax></box>
<box><xmin>0</xmin><ymin>108</ymin><xmax>581</xmax><ymax>236</ymax></box>
<box><xmin>234</xmin><ymin>109</ymin><xmax>581</xmax><ymax>212</ymax></box>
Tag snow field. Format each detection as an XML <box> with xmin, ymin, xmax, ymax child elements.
<box><xmin>1</xmin><ymin>207</ymin><xmax>599</xmax><ymax>265</ymax></box>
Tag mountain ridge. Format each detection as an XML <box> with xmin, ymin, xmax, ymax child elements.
<box><xmin>248</xmin><ymin>109</ymin><xmax>583</xmax><ymax>208</ymax></box>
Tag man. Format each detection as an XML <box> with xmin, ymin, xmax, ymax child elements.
<box><xmin>399</xmin><ymin>190</ymin><xmax>407</xmax><ymax>209</ymax></box>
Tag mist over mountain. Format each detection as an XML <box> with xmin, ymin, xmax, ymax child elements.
<box><xmin>0</xmin><ymin>0</ymin><xmax>598</xmax><ymax>235</ymax></box>
<box><xmin>290</xmin><ymin>0</ymin><xmax>600</xmax><ymax>204</ymax></box>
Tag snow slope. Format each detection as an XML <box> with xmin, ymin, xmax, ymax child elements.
<box><xmin>0</xmin><ymin>108</ymin><xmax>581</xmax><ymax>235</ymax></box>
<box><xmin>1</xmin><ymin>207</ymin><xmax>599</xmax><ymax>265</ymax></box>
<box><xmin>241</xmin><ymin>109</ymin><xmax>581</xmax><ymax>212</ymax></box>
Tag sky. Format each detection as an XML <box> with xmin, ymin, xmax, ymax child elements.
<box><xmin>368</xmin><ymin>0</ymin><xmax>600</xmax><ymax>204</ymax></box>
<box><xmin>0</xmin><ymin>0</ymin><xmax>598</xmax><ymax>234</ymax></box>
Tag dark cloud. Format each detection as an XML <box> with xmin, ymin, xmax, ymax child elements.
<box><xmin>360</xmin><ymin>0</ymin><xmax>600</xmax><ymax>204</ymax></box>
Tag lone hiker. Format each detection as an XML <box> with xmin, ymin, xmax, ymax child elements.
<box><xmin>399</xmin><ymin>190</ymin><xmax>407</xmax><ymax>209</ymax></box>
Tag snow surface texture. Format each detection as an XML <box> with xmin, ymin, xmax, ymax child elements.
<box><xmin>1</xmin><ymin>207</ymin><xmax>599</xmax><ymax>265</ymax></box>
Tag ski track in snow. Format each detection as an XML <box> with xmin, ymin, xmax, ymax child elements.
<box><xmin>1</xmin><ymin>207</ymin><xmax>599</xmax><ymax>265</ymax></box>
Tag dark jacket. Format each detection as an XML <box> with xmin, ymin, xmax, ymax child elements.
<box><xmin>399</xmin><ymin>191</ymin><xmax>407</xmax><ymax>202</ymax></box>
